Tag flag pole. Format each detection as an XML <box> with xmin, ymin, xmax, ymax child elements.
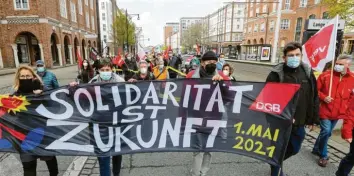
<box><xmin>328</xmin><ymin>15</ymin><xmax>339</xmax><ymax>97</ymax></box>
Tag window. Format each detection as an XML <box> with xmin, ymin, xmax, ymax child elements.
<box><xmin>256</xmin><ymin>8</ymin><xmax>259</xmax><ymax>15</ymax></box>
<box><xmin>102</xmin><ymin>13</ymin><xmax>106</xmax><ymax>20</ymax></box>
<box><xmin>309</xmin><ymin>14</ymin><xmax>316</xmax><ymax>19</ymax></box>
<box><xmin>285</xmin><ymin>0</ymin><xmax>290</xmax><ymax>10</ymax></box>
<box><xmin>60</xmin><ymin>0</ymin><xmax>67</xmax><ymax>18</ymax></box>
<box><xmin>85</xmin><ymin>0</ymin><xmax>88</xmax><ymax>5</ymax></box>
<box><xmin>280</xmin><ymin>19</ymin><xmax>290</xmax><ymax>29</ymax></box>
<box><xmin>256</xmin><ymin>0</ymin><xmax>259</xmax><ymax>4</ymax></box>
<box><xmin>254</xmin><ymin>24</ymin><xmax>258</xmax><ymax>32</ymax></box>
<box><xmin>90</xmin><ymin>0</ymin><xmax>93</xmax><ymax>9</ymax></box>
<box><xmin>300</xmin><ymin>0</ymin><xmax>307</xmax><ymax>7</ymax></box>
<box><xmin>250</xmin><ymin>0</ymin><xmax>253</xmax><ymax>7</ymax></box>
<box><xmin>270</xmin><ymin>20</ymin><xmax>274</xmax><ymax>31</ymax></box>
<box><xmin>101</xmin><ymin>2</ymin><xmax>105</xmax><ymax>9</ymax></box>
<box><xmin>237</xmin><ymin>25</ymin><xmax>240</xmax><ymax>29</ymax></box>
<box><xmin>70</xmin><ymin>2</ymin><xmax>77</xmax><ymax>22</ymax></box>
<box><xmin>78</xmin><ymin>0</ymin><xmax>83</xmax><ymax>15</ymax></box>
<box><xmin>294</xmin><ymin>17</ymin><xmax>303</xmax><ymax>42</ymax></box>
<box><xmin>103</xmin><ymin>24</ymin><xmax>106</xmax><ymax>31</ymax></box>
<box><xmin>262</xmin><ymin>5</ymin><xmax>267</xmax><ymax>13</ymax></box>
<box><xmin>250</xmin><ymin>10</ymin><xmax>253</xmax><ymax>17</ymax></box>
<box><xmin>91</xmin><ymin>16</ymin><xmax>95</xmax><ymax>30</ymax></box>
<box><xmin>14</xmin><ymin>0</ymin><xmax>29</xmax><ymax>10</ymax></box>
<box><xmin>103</xmin><ymin>35</ymin><xmax>107</xmax><ymax>42</ymax></box>
<box><xmin>248</xmin><ymin>26</ymin><xmax>252</xmax><ymax>33</ymax></box>
<box><xmin>272</xmin><ymin>2</ymin><xmax>276</xmax><ymax>12</ymax></box>
<box><xmin>237</xmin><ymin>10</ymin><xmax>241</xmax><ymax>15</ymax></box>
<box><xmin>86</xmin><ymin>12</ymin><xmax>90</xmax><ymax>28</ymax></box>
<box><xmin>322</xmin><ymin>12</ymin><xmax>329</xmax><ymax>19</ymax></box>
<box><xmin>260</xmin><ymin>23</ymin><xmax>265</xmax><ymax>32</ymax></box>
<box><xmin>315</xmin><ymin>0</ymin><xmax>321</xmax><ymax>4</ymax></box>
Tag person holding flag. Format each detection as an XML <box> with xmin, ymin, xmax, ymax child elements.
<box><xmin>312</xmin><ymin>55</ymin><xmax>354</xmax><ymax>167</ymax></box>
<box><xmin>266</xmin><ymin>42</ymin><xmax>320</xmax><ymax>176</ymax></box>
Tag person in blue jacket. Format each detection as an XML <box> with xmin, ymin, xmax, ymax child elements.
<box><xmin>216</xmin><ymin>53</ymin><xmax>226</xmax><ymax>71</ymax></box>
<box><xmin>36</xmin><ymin>60</ymin><xmax>59</xmax><ymax>90</ymax></box>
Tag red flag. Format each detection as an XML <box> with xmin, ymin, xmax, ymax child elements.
<box><xmin>77</xmin><ymin>50</ymin><xmax>83</xmax><ymax>69</ymax></box>
<box><xmin>112</xmin><ymin>53</ymin><xmax>125</xmax><ymax>67</ymax></box>
<box><xmin>302</xmin><ymin>16</ymin><xmax>339</xmax><ymax>72</ymax></box>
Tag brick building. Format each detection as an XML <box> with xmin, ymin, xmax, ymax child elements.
<box><xmin>0</xmin><ymin>0</ymin><xmax>98</xmax><ymax>68</ymax></box>
<box><xmin>243</xmin><ymin>0</ymin><xmax>328</xmax><ymax>61</ymax></box>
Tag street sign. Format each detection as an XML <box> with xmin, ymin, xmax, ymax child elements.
<box><xmin>305</xmin><ymin>19</ymin><xmax>345</xmax><ymax>30</ymax></box>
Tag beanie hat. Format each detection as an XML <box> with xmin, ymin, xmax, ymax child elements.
<box><xmin>36</xmin><ymin>60</ymin><xmax>45</xmax><ymax>66</ymax></box>
<box><xmin>201</xmin><ymin>51</ymin><xmax>217</xmax><ymax>61</ymax></box>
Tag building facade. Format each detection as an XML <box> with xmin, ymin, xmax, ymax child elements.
<box><xmin>0</xmin><ymin>0</ymin><xmax>98</xmax><ymax>68</ymax></box>
<box><xmin>163</xmin><ymin>22</ymin><xmax>179</xmax><ymax>46</ymax></box>
<box><xmin>201</xmin><ymin>3</ymin><xmax>245</xmax><ymax>59</ymax></box>
<box><xmin>98</xmin><ymin>0</ymin><xmax>117</xmax><ymax>56</ymax></box>
<box><xmin>167</xmin><ymin>31</ymin><xmax>180</xmax><ymax>53</ymax></box>
<box><xmin>243</xmin><ymin>0</ymin><xmax>328</xmax><ymax>61</ymax></box>
<box><xmin>179</xmin><ymin>17</ymin><xmax>202</xmax><ymax>45</ymax></box>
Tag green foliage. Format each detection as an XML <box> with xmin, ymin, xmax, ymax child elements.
<box><xmin>112</xmin><ymin>10</ymin><xmax>136</xmax><ymax>47</ymax></box>
<box><xmin>181</xmin><ymin>23</ymin><xmax>202</xmax><ymax>51</ymax></box>
<box><xmin>322</xmin><ymin>0</ymin><xmax>354</xmax><ymax>29</ymax></box>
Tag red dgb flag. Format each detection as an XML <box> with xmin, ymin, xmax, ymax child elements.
<box><xmin>302</xmin><ymin>16</ymin><xmax>339</xmax><ymax>72</ymax></box>
<box><xmin>112</xmin><ymin>53</ymin><xmax>125</xmax><ymax>67</ymax></box>
<box><xmin>76</xmin><ymin>50</ymin><xmax>83</xmax><ymax>69</ymax></box>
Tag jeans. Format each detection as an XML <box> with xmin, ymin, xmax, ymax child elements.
<box><xmin>336</xmin><ymin>129</ymin><xmax>354</xmax><ymax>176</ymax></box>
<box><xmin>270</xmin><ymin>126</ymin><xmax>306</xmax><ymax>176</ymax></box>
<box><xmin>191</xmin><ymin>152</ymin><xmax>212</xmax><ymax>176</ymax></box>
<box><xmin>98</xmin><ymin>155</ymin><xmax>123</xmax><ymax>176</ymax></box>
<box><xmin>22</xmin><ymin>157</ymin><xmax>58</xmax><ymax>176</ymax></box>
<box><xmin>313</xmin><ymin>119</ymin><xmax>338</xmax><ymax>159</ymax></box>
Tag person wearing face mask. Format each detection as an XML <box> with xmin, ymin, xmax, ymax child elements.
<box><xmin>167</xmin><ymin>50</ymin><xmax>182</xmax><ymax>79</ymax></box>
<box><xmin>187</xmin><ymin>57</ymin><xmax>200</xmax><ymax>74</ymax></box>
<box><xmin>216</xmin><ymin>53</ymin><xmax>226</xmax><ymax>71</ymax></box>
<box><xmin>312</xmin><ymin>54</ymin><xmax>354</xmax><ymax>167</ymax></box>
<box><xmin>69</xmin><ymin>59</ymin><xmax>124</xmax><ymax>176</ymax></box>
<box><xmin>222</xmin><ymin>64</ymin><xmax>236</xmax><ymax>81</ymax></box>
<box><xmin>152</xmin><ymin>58</ymin><xmax>169</xmax><ymax>80</ymax></box>
<box><xmin>186</xmin><ymin>51</ymin><xmax>229</xmax><ymax>176</ymax></box>
<box><xmin>77</xmin><ymin>59</ymin><xmax>94</xmax><ymax>83</ymax></box>
<box><xmin>266</xmin><ymin>42</ymin><xmax>319</xmax><ymax>176</ymax></box>
<box><xmin>123</xmin><ymin>53</ymin><xmax>138</xmax><ymax>81</ymax></box>
<box><xmin>13</xmin><ymin>66</ymin><xmax>59</xmax><ymax>176</ymax></box>
<box><xmin>128</xmin><ymin>60</ymin><xmax>155</xmax><ymax>82</ymax></box>
<box><xmin>36</xmin><ymin>60</ymin><xmax>59</xmax><ymax>90</ymax></box>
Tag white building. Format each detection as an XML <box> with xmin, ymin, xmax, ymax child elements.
<box><xmin>179</xmin><ymin>17</ymin><xmax>203</xmax><ymax>42</ymax></box>
<box><xmin>170</xmin><ymin>32</ymin><xmax>181</xmax><ymax>53</ymax></box>
<box><xmin>98</xmin><ymin>0</ymin><xmax>116</xmax><ymax>55</ymax></box>
<box><xmin>201</xmin><ymin>3</ymin><xmax>245</xmax><ymax>59</ymax></box>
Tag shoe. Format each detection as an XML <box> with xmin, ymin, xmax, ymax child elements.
<box><xmin>318</xmin><ymin>158</ymin><xmax>329</xmax><ymax>167</ymax></box>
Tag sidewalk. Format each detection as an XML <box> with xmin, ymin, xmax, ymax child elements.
<box><xmin>0</xmin><ymin>64</ymin><xmax>77</xmax><ymax>76</ymax></box>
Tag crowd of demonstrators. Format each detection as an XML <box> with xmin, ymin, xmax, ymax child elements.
<box><xmin>13</xmin><ymin>66</ymin><xmax>59</xmax><ymax>176</ymax></box>
<box><xmin>313</xmin><ymin>54</ymin><xmax>354</xmax><ymax>167</ymax></box>
<box><xmin>222</xmin><ymin>63</ymin><xmax>236</xmax><ymax>81</ymax></box>
<box><xmin>36</xmin><ymin>60</ymin><xmax>60</xmax><ymax>90</ymax></box>
<box><xmin>77</xmin><ymin>59</ymin><xmax>94</xmax><ymax>83</ymax></box>
<box><xmin>266</xmin><ymin>42</ymin><xmax>320</xmax><ymax>176</ymax></box>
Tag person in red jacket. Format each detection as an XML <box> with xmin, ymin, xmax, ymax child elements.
<box><xmin>312</xmin><ymin>54</ymin><xmax>354</xmax><ymax>167</ymax></box>
<box><xmin>336</xmin><ymin>94</ymin><xmax>354</xmax><ymax>176</ymax></box>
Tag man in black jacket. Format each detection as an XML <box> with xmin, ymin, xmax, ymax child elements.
<box><xmin>267</xmin><ymin>42</ymin><xmax>320</xmax><ymax>176</ymax></box>
<box><xmin>167</xmin><ymin>51</ymin><xmax>182</xmax><ymax>78</ymax></box>
<box><xmin>123</xmin><ymin>53</ymin><xmax>138</xmax><ymax>81</ymax></box>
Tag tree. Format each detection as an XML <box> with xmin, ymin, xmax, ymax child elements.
<box><xmin>181</xmin><ymin>23</ymin><xmax>202</xmax><ymax>52</ymax></box>
<box><xmin>322</xmin><ymin>0</ymin><xmax>354</xmax><ymax>29</ymax></box>
<box><xmin>112</xmin><ymin>10</ymin><xmax>136</xmax><ymax>50</ymax></box>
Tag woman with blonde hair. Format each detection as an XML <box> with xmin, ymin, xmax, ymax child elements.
<box><xmin>13</xmin><ymin>66</ymin><xmax>59</xmax><ymax>176</ymax></box>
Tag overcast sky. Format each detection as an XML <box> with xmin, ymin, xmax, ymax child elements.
<box><xmin>116</xmin><ymin>0</ymin><xmax>226</xmax><ymax>46</ymax></box>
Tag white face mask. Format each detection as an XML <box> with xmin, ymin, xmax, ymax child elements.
<box><xmin>83</xmin><ymin>63</ymin><xmax>88</xmax><ymax>67</ymax></box>
<box><xmin>223</xmin><ymin>70</ymin><xmax>230</xmax><ymax>76</ymax></box>
<box><xmin>127</xmin><ymin>57</ymin><xmax>132</xmax><ymax>60</ymax></box>
<box><xmin>140</xmin><ymin>68</ymin><xmax>147</xmax><ymax>74</ymax></box>
<box><xmin>159</xmin><ymin>65</ymin><xmax>164</xmax><ymax>69</ymax></box>
<box><xmin>334</xmin><ymin>64</ymin><xmax>345</xmax><ymax>73</ymax></box>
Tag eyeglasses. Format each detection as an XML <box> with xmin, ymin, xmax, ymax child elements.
<box><xmin>19</xmin><ymin>75</ymin><xmax>33</xmax><ymax>79</ymax></box>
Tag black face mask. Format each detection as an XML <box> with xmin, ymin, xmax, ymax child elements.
<box><xmin>205</xmin><ymin>64</ymin><xmax>216</xmax><ymax>75</ymax></box>
<box><xmin>18</xmin><ymin>79</ymin><xmax>41</xmax><ymax>94</ymax></box>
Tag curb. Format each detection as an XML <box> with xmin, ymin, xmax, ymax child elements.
<box><xmin>0</xmin><ymin>65</ymin><xmax>77</xmax><ymax>77</ymax></box>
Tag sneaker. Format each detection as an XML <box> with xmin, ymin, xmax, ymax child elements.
<box><xmin>318</xmin><ymin>158</ymin><xmax>329</xmax><ymax>167</ymax></box>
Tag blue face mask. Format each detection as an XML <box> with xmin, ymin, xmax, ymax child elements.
<box><xmin>286</xmin><ymin>56</ymin><xmax>301</xmax><ymax>68</ymax></box>
<box><xmin>100</xmin><ymin>71</ymin><xmax>112</xmax><ymax>81</ymax></box>
<box><xmin>37</xmin><ymin>67</ymin><xmax>45</xmax><ymax>72</ymax></box>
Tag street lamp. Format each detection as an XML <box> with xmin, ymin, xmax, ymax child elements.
<box><xmin>125</xmin><ymin>9</ymin><xmax>139</xmax><ymax>52</ymax></box>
